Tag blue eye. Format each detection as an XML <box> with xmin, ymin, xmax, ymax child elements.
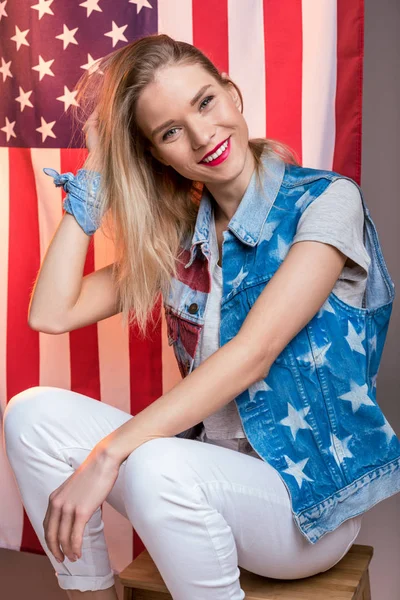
<box><xmin>162</xmin><ymin>127</ymin><xmax>179</xmax><ymax>141</ymax></box>
<box><xmin>162</xmin><ymin>95</ymin><xmax>215</xmax><ymax>141</ymax></box>
<box><xmin>200</xmin><ymin>95</ymin><xmax>214</xmax><ymax>109</ymax></box>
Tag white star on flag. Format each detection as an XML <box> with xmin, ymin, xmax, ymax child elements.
<box><xmin>104</xmin><ymin>21</ymin><xmax>128</xmax><ymax>47</ymax></box>
<box><xmin>279</xmin><ymin>403</ymin><xmax>312</xmax><ymax>440</ymax></box>
<box><xmin>283</xmin><ymin>455</ymin><xmax>313</xmax><ymax>488</ymax></box>
<box><xmin>345</xmin><ymin>321</ymin><xmax>366</xmax><ymax>355</ymax></box>
<box><xmin>81</xmin><ymin>54</ymin><xmax>104</xmax><ymax>75</ymax></box>
<box><xmin>0</xmin><ymin>0</ymin><xmax>8</xmax><ymax>21</ymax></box>
<box><xmin>36</xmin><ymin>116</ymin><xmax>56</xmax><ymax>142</ymax></box>
<box><xmin>55</xmin><ymin>24</ymin><xmax>79</xmax><ymax>50</ymax></box>
<box><xmin>16</xmin><ymin>87</ymin><xmax>34</xmax><ymax>112</ymax></box>
<box><xmin>32</xmin><ymin>55</ymin><xmax>55</xmax><ymax>81</ymax></box>
<box><xmin>1</xmin><ymin>117</ymin><xmax>16</xmax><ymax>141</ymax></box>
<box><xmin>377</xmin><ymin>417</ymin><xmax>396</xmax><ymax>444</ymax></box>
<box><xmin>11</xmin><ymin>25</ymin><xmax>30</xmax><ymax>51</ymax></box>
<box><xmin>56</xmin><ymin>86</ymin><xmax>80</xmax><ymax>112</ymax></box>
<box><xmin>129</xmin><ymin>0</ymin><xmax>153</xmax><ymax>14</ymax></box>
<box><xmin>31</xmin><ymin>0</ymin><xmax>55</xmax><ymax>20</ymax></box>
<box><xmin>0</xmin><ymin>57</ymin><xmax>12</xmax><ymax>83</ymax></box>
<box><xmin>338</xmin><ymin>380</ymin><xmax>375</xmax><ymax>413</ymax></box>
<box><xmin>79</xmin><ymin>0</ymin><xmax>102</xmax><ymax>18</ymax></box>
<box><xmin>329</xmin><ymin>433</ymin><xmax>354</xmax><ymax>466</ymax></box>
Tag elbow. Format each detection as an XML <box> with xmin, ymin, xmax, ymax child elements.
<box><xmin>28</xmin><ymin>315</ymin><xmax>64</xmax><ymax>335</ymax></box>
<box><xmin>233</xmin><ymin>334</ymin><xmax>274</xmax><ymax>383</ymax></box>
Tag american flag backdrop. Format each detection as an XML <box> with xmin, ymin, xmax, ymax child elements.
<box><xmin>0</xmin><ymin>0</ymin><xmax>364</xmax><ymax>575</ymax></box>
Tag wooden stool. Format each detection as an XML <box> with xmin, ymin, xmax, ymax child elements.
<box><xmin>118</xmin><ymin>543</ymin><xmax>373</xmax><ymax>599</ymax></box>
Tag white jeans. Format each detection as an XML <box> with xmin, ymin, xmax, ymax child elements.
<box><xmin>3</xmin><ymin>385</ymin><xmax>362</xmax><ymax>598</ymax></box>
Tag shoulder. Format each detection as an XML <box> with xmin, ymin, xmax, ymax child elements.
<box><xmin>300</xmin><ymin>177</ymin><xmax>364</xmax><ymax>223</ymax></box>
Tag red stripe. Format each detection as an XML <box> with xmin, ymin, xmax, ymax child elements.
<box><xmin>333</xmin><ymin>0</ymin><xmax>364</xmax><ymax>182</ymax></box>
<box><xmin>7</xmin><ymin>147</ymin><xmax>43</xmax><ymax>553</ymax></box>
<box><xmin>193</xmin><ymin>0</ymin><xmax>229</xmax><ymax>73</ymax></box>
<box><xmin>263</xmin><ymin>0</ymin><xmax>303</xmax><ymax>164</ymax></box>
<box><xmin>60</xmin><ymin>149</ymin><xmax>102</xmax><ymax>400</ymax></box>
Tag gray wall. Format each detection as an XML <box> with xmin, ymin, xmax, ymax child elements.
<box><xmin>355</xmin><ymin>1</ymin><xmax>400</xmax><ymax>599</ymax></box>
<box><xmin>0</xmin><ymin>1</ymin><xmax>399</xmax><ymax>598</ymax></box>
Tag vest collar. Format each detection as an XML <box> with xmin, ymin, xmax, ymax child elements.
<box><xmin>184</xmin><ymin>151</ymin><xmax>285</xmax><ymax>268</ymax></box>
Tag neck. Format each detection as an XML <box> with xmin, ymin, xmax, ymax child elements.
<box><xmin>205</xmin><ymin>146</ymin><xmax>256</xmax><ymax>223</ymax></box>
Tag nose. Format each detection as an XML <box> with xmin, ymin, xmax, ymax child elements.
<box><xmin>188</xmin><ymin>119</ymin><xmax>216</xmax><ymax>152</ymax></box>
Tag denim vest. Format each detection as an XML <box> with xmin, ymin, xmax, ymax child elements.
<box><xmin>165</xmin><ymin>151</ymin><xmax>400</xmax><ymax>543</ymax></box>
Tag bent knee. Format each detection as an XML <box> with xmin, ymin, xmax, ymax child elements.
<box><xmin>3</xmin><ymin>386</ymin><xmax>60</xmax><ymax>445</ymax></box>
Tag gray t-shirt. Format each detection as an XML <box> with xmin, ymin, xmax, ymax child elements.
<box><xmin>193</xmin><ymin>178</ymin><xmax>371</xmax><ymax>441</ymax></box>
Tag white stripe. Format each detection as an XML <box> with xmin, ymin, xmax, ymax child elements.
<box><xmin>0</xmin><ymin>148</ymin><xmax>24</xmax><ymax>552</ymax></box>
<box><xmin>94</xmin><ymin>229</ymin><xmax>134</xmax><ymax>579</ymax></box>
<box><xmin>158</xmin><ymin>0</ymin><xmax>193</xmax><ymax>43</ymax></box>
<box><xmin>228</xmin><ymin>0</ymin><xmax>266</xmax><ymax>139</ymax></box>
<box><xmin>33</xmin><ymin>149</ymin><xmax>72</xmax><ymax>389</ymax></box>
<box><xmin>301</xmin><ymin>0</ymin><xmax>337</xmax><ymax>169</ymax></box>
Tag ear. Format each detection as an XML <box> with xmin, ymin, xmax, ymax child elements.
<box><xmin>221</xmin><ymin>72</ymin><xmax>241</xmax><ymax>111</ymax></box>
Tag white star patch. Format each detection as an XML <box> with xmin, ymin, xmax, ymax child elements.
<box><xmin>338</xmin><ymin>380</ymin><xmax>375</xmax><ymax>413</ymax></box>
<box><xmin>283</xmin><ymin>455</ymin><xmax>313</xmax><ymax>488</ymax></box>
<box><xmin>329</xmin><ymin>433</ymin><xmax>354</xmax><ymax>467</ymax></box>
<box><xmin>229</xmin><ymin>266</ymin><xmax>248</xmax><ymax>290</ymax></box>
<box><xmin>371</xmin><ymin>372</ymin><xmax>378</xmax><ymax>389</ymax></box>
<box><xmin>317</xmin><ymin>299</ymin><xmax>336</xmax><ymax>319</ymax></box>
<box><xmin>345</xmin><ymin>321</ymin><xmax>366</xmax><ymax>356</ymax></box>
<box><xmin>369</xmin><ymin>334</ymin><xmax>377</xmax><ymax>354</ymax></box>
<box><xmin>248</xmin><ymin>379</ymin><xmax>272</xmax><ymax>403</ymax></box>
<box><xmin>279</xmin><ymin>403</ymin><xmax>312</xmax><ymax>440</ymax></box>
<box><xmin>262</xmin><ymin>219</ymin><xmax>280</xmax><ymax>241</ymax></box>
<box><xmin>272</xmin><ymin>234</ymin><xmax>291</xmax><ymax>262</ymax></box>
<box><xmin>297</xmin><ymin>342</ymin><xmax>331</xmax><ymax>370</ymax></box>
<box><xmin>377</xmin><ymin>417</ymin><xmax>396</xmax><ymax>444</ymax></box>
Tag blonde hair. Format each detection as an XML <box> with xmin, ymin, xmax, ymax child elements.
<box><xmin>70</xmin><ymin>33</ymin><xmax>300</xmax><ymax>339</ymax></box>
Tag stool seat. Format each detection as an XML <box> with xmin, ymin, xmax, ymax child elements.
<box><xmin>118</xmin><ymin>543</ymin><xmax>373</xmax><ymax>600</ymax></box>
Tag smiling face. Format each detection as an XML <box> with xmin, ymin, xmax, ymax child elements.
<box><xmin>135</xmin><ymin>62</ymin><xmax>252</xmax><ymax>187</ymax></box>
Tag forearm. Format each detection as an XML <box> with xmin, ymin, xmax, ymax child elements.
<box><xmin>99</xmin><ymin>336</ymin><xmax>270</xmax><ymax>466</ymax></box>
<box><xmin>28</xmin><ymin>212</ymin><xmax>91</xmax><ymax>332</ymax></box>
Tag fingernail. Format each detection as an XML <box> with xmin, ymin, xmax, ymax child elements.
<box><xmin>73</xmin><ymin>554</ymin><xmax>79</xmax><ymax>561</ymax></box>
<box><xmin>56</xmin><ymin>557</ymin><xmax>63</xmax><ymax>563</ymax></box>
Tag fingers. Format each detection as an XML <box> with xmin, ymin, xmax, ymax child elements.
<box><xmin>57</xmin><ymin>505</ymin><xmax>76</xmax><ymax>561</ymax></box>
<box><xmin>44</xmin><ymin>497</ymin><xmax>85</xmax><ymax>563</ymax></box>
<box><xmin>43</xmin><ymin>498</ymin><xmax>64</xmax><ymax>563</ymax></box>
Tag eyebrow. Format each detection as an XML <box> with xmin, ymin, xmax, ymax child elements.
<box><xmin>150</xmin><ymin>84</ymin><xmax>213</xmax><ymax>139</ymax></box>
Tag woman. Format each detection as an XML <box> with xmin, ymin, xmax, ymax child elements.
<box><xmin>3</xmin><ymin>34</ymin><xmax>400</xmax><ymax>600</ymax></box>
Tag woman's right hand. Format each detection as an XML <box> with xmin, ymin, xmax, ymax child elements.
<box><xmin>82</xmin><ymin>108</ymin><xmax>100</xmax><ymax>154</ymax></box>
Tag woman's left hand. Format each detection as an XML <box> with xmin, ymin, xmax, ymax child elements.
<box><xmin>43</xmin><ymin>445</ymin><xmax>121</xmax><ymax>563</ymax></box>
